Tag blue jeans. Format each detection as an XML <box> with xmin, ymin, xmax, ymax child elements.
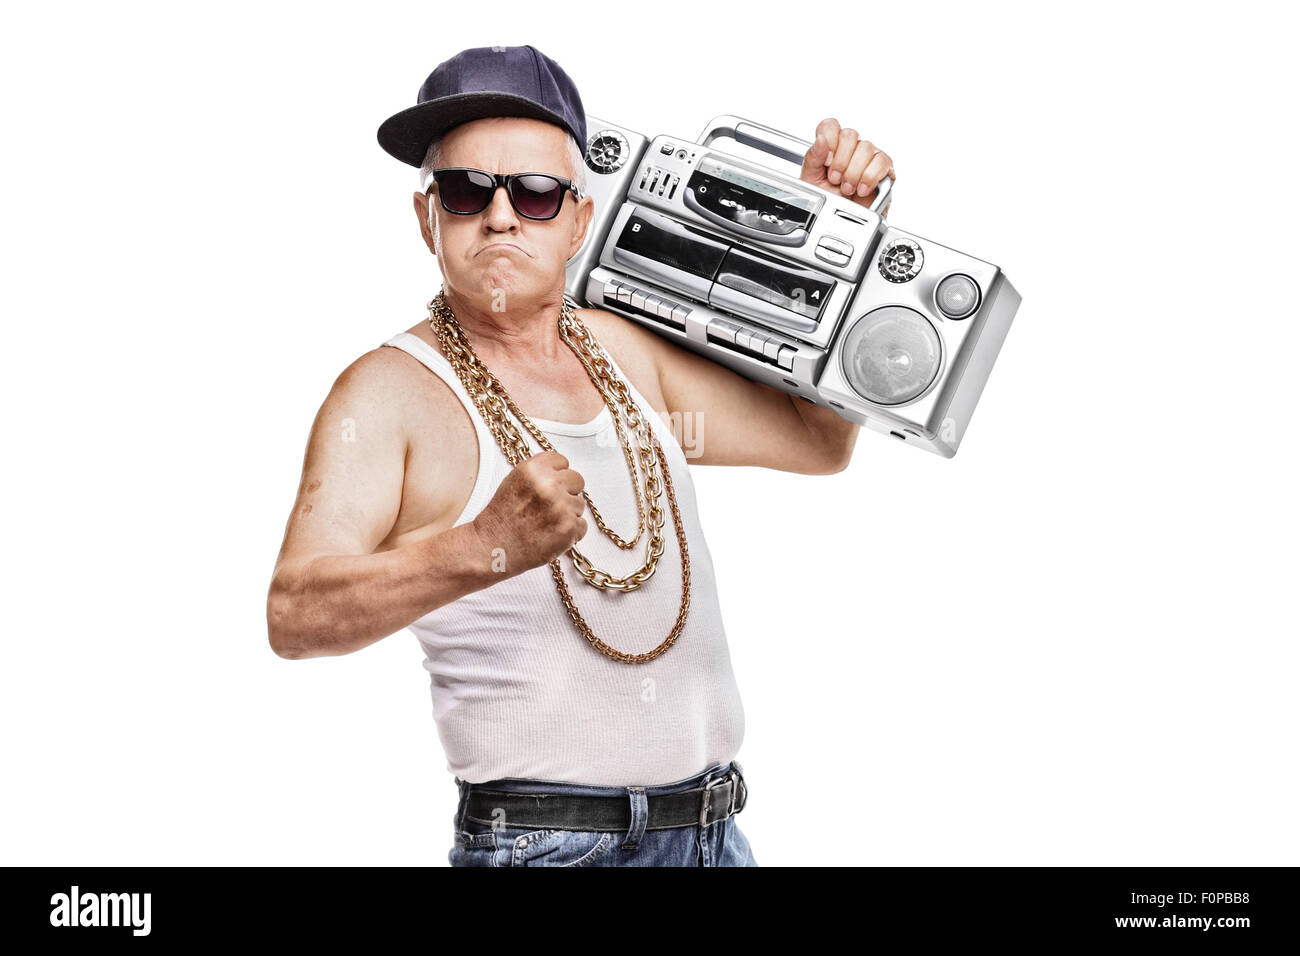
<box><xmin>448</xmin><ymin>760</ymin><xmax>757</xmax><ymax>867</ymax></box>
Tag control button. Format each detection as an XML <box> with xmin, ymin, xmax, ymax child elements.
<box><xmin>670</xmin><ymin>305</ymin><xmax>690</xmax><ymax>326</ymax></box>
<box><xmin>660</xmin><ymin>142</ymin><xmax>674</xmax><ymax>155</ymax></box>
<box><xmin>708</xmin><ymin>320</ymin><xmax>737</xmax><ymax>344</ymax></box>
<box><xmin>762</xmin><ymin>338</ymin><xmax>783</xmax><ymax>361</ymax></box>
<box><xmin>935</xmin><ymin>274</ymin><xmax>981</xmax><ymax>319</ymax></box>
<box><xmin>643</xmin><ymin>293</ymin><xmax>662</xmax><ymax>313</ymax></box>
<box><xmin>604</xmin><ymin>278</ymin><xmax>623</xmax><ymax>298</ymax></box>
<box><xmin>631</xmin><ymin>290</ymin><xmax>647</xmax><ymax>311</ymax></box>
<box><xmin>819</xmin><ymin>236</ymin><xmax>853</xmax><ymax>256</ymax></box>
<box><xmin>739</xmin><ymin>328</ymin><xmax>769</xmax><ymax>356</ymax></box>
<box><xmin>815</xmin><ymin>246</ymin><xmax>851</xmax><ymax>268</ymax></box>
<box><xmin>656</xmin><ymin>300</ymin><xmax>678</xmax><ymax>321</ymax></box>
<box><xmin>617</xmin><ymin>285</ymin><xmax>633</xmax><ymax>305</ymax></box>
<box><xmin>776</xmin><ymin>345</ymin><xmax>796</xmax><ymax>370</ymax></box>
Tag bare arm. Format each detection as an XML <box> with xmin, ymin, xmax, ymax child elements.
<box><xmin>589</xmin><ymin>309</ymin><xmax>858</xmax><ymax>474</ymax></box>
<box><xmin>658</xmin><ymin>328</ymin><xmax>859</xmax><ymax>474</ymax></box>
<box><xmin>266</xmin><ymin>348</ymin><xmax>499</xmax><ymax>659</ymax></box>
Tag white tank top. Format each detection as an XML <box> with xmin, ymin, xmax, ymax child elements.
<box><xmin>379</xmin><ymin>330</ymin><xmax>745</xmax><ymax>786</ymax></box>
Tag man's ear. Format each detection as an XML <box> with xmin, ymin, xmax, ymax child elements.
<box><xmin>568</xmin><ymin>194</ymin><xmax>595</xmax><ymax>259</ymax></box>
<box><xmin>414</xmin><ymin>190</ymin><xmax>437</xmax><ymax>255</ymax></box>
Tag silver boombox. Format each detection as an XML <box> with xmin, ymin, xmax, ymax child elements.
<box><xmin>563</xmin><ymin>114</ymin><xmax>1021</xmax><ymax>458</ymax></box>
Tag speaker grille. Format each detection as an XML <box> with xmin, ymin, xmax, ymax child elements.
<box><xmin>839</xmin><ymin>306</ymin><xmax>942</xmax><ymax>405</ymax></box>
<box><xmin>585</xmin><ymin>130</ymin><xmax>629</xmax><ymax>174</ymax></box>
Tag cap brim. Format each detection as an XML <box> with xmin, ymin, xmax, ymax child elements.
<box><xmin>377</xmin><ymin>91</ymin><xmax>577</xmax><ymax>168</ymax></box>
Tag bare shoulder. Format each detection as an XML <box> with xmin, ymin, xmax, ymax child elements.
<box><xmin>338</xmin><ymin>340</ymin><xmax>467</xmax><ymax>439</ymax></box>
<box><xmin>326</xmin><ymin>339</ymin><xmax>480</xmax><ymax>546</ymax></box>
<box><xmin>332</xmin><ymin>342</ymin><xmax>424</xmax><ymax>408</ymax></box>
<box><xmin>576</xmin><ymin>305</ymin><xmax>656</xmax><ymax>357</ymax></box>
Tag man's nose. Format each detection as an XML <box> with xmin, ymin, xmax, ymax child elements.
<box><xmin>482</xmin><ymin>184</ymin><xmax>519</xmax><ymax>229</ymax></box>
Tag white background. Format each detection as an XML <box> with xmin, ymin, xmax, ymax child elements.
<box><xmin>3</xmin><ymin>1</ymin><xmax>1295</xmax><ymax>866</ymax></box>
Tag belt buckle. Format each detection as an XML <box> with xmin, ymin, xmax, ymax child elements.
<box><xmin>699</xmin><ymin>767</ymin><xmax>741</xmax><ymax>828</ymax></box>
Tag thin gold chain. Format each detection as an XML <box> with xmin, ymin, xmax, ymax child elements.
<box><xmin>426</xmin><ymin>289</ymin><xmax>691</xmax><ymax>663</ymax></box>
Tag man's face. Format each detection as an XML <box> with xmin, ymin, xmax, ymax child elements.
<box><xmin>414</xmin><ymin>116</ymin><xmax>594</xmax><ymax>308</ymax></box>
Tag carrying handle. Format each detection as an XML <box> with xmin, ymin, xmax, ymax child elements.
<box><xmin>696</xmin><ymin>114</ymin><xmax>892</xmax><ymax>215</ymax></box>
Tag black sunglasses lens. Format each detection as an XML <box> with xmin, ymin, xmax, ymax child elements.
<box><xmin>510</xmin><ymin>174</ymin><xmax>565</xmax><ymax>219</ymax></box>
<box><xmin>438</xmin><ymin>169</ymin><xmax>495</xmax><ymax>213</ymax></box>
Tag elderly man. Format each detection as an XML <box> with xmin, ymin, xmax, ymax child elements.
<box><xmin>267</xmin><ymin>45</ymin><xmax>893</xmax><ymax>867</ymax></box>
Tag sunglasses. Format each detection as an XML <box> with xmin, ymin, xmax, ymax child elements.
<box><xmin>424</xmin><ymin>167</ymin><xmax>584</xmax><ymax>221</ymax></box>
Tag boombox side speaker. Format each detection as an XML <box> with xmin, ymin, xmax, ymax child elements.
<box><xmin>816</xmin><ymin>226</ymin><xmax>1019</xmax><ymax>457</ymax></box>
<box><xmin>838</xmin><ymin>305</ymin><xmax>944</xmax><ymax>406</ymax></box>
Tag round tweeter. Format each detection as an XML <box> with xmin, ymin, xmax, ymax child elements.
<box><xmin>935</xmin><ymin>273</ymin><xmax>981</xmax><ymax>319</ymax></box>
<box><xmin>585</xmin><ymin>129</ymin><xmax>629</xmax><ymax>175</ymax></box>
<box><xmin>839</xmin><ymin>306</ymin><xmax>942</xmax><ymax>406</ymax></box>
<box><xmin>878</xmin><ymin>238</ymin><xmax>923</xmax><ymax>283</ymax></box>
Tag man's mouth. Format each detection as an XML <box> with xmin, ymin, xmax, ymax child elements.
<box><xmin>478</xmin><ymin>242</ymin><xmax>527</xmax><ymax>256</ymax></box>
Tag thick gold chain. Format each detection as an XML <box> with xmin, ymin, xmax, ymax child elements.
<box><xmin>428</xmin><ymin>291</ymin><xmax>660</xmax><ymax>584</ymax></box>
<box><xmin>425</xmin><ymin>290</ymin><xmax>691</xmax><ymax>663</ymax></box>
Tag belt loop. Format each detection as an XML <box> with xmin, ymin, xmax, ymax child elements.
<box><xmin>621</xmin><ymin>786</ymin><xmax>648</xmax><ymax>851</ymax></box>
<box><xmin>454</xmin><ymin>776</ymin><xmax>471</xmax><ymax>831</ymax></box>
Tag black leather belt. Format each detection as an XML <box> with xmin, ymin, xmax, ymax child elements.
<box><xmin>463</xmin><ymin>763</ymin><xmax>747</xmax><ymax>832</ymax></box>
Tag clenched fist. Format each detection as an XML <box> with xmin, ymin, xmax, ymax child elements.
<box><xmin>470</xmin><ymin>450</ymin><xmax>588</xmax><ymax>574</ymax></box>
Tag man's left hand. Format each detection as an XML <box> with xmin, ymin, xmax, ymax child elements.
<box><xmin>799</xmin><ymin>117</ymin><xmax>894</xmax><ymax>216</ymax></box>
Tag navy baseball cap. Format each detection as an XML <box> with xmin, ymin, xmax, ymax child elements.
<box><xmin>377</xmin><ymin>44</ymin><xmax>588</xmax><ymax>169</ymax></box>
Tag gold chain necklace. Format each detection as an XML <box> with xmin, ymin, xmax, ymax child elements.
<box><xmin>426</xmin><ymin>289</ymin><xmax>691</xmax><ymax>664</ymax></box>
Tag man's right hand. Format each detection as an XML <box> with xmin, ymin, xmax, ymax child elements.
<box><xmin>471</xmin><ymin>450</ymin><xmax>589</xmax><ymax>573</ymax></box>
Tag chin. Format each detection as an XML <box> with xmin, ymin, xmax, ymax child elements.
<box><xmin>475</xmin><ymin>270</ymin><xmax>534</xmax><ymax>304</ymax></box>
